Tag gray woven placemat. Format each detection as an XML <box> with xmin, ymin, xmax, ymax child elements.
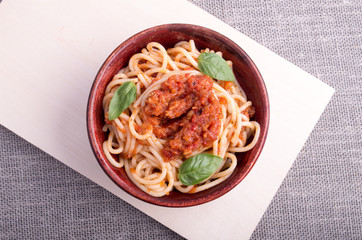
<box><xmin>1</xmin><ymin>0</ymin><xmax>361</xmax><ymax>239</ymax></box>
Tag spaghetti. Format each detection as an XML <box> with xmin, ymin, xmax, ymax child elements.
<box><xmin>102</xmin><ymin>40</ymin><xmax>260</xmax><ymax>197</ymax></box>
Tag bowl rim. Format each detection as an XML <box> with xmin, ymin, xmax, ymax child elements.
<box><xmin>87</xmin><ymin>23</ymin><xmax>270</xmax><ymax>207</ymax></box>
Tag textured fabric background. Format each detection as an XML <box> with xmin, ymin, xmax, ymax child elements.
<box><xmin>1</xmin><ymin>0</ymin><xmax>361</xmax><ymax>239</ymax></box>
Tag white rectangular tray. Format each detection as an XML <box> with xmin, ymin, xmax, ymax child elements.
<box><xmin>0</xmin><ymin>0</ymin><xmax>334</xmax><ymax>239</ymax></box>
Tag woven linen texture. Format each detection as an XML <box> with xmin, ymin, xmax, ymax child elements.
<box><xmin>1</xmin><ymin>0</ymin><xmax>361</xmax><ymax>239</ymax></box>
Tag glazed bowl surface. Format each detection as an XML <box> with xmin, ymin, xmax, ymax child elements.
<box><xmin>87</xmin><ymin>24</ymin><xmax>270</xmax><ymax>207</ymax></box>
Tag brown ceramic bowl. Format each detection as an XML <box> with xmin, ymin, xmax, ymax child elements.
<box><xmin>87</xmin><ymin>24</ymin><xmax>269</xmax><ymax>207</ymax></box>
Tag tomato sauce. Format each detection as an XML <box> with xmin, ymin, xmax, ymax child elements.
<box><xmin>142</xmin><ymin>74</ymin><xmax>222</xmax><ymax>161</ymax></box>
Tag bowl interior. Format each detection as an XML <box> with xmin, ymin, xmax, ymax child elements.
<box><xmin>88</xmin><ymin>24</ymin><xmax>269</xmax><ymax>207</ymax></box>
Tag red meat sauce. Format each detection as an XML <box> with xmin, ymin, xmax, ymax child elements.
<box><xmin>141</xmin><ymin>74</ymin><xmax>222</xmax><ymax>161</ymax></box>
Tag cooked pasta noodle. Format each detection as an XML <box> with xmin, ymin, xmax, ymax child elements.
<box><xmin>102</xmin><ymin>40</ymin><xmax>260</xmax><ymax>197</ymax></box>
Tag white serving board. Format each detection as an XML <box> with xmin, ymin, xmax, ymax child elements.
<box><xmin>0</xmin><ymin>0</ymin><xmax>334</xmax><ymax>239</ymax></box>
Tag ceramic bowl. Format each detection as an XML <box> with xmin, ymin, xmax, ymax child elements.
<box><xmin>87</xmin><ymin>24</ymin><xmax>269</xmax><ymax>207</ymax></box>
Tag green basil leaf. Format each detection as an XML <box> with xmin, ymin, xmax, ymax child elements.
<box><xmin>108</xmin><ymin>81</ymin><xmax>137</xmax><ymax>120</ymax></box>
<box><xmin>178</xmin><ymin>153</ymin><xmax>223</xmax><ymax>186</ymax></box>
<box><xmin>197</xmin><ymin>52</ymin><xmax>236</xmax><ymax>82</ymax></box>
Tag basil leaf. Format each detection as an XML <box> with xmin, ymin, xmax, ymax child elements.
<box><xmin>197</xmin><ymin>52</ymin><xmax>236</xmax><ymax>81</ymax></box>
<box><xmin>108</xmin><ymin>81</ymin><xmax>137</xmax><ymax>120</ymax></box>
<box><xmin>178</xmin><ymin>153</ymin><xmax>223</xmax><ymax>186</ymax></box>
